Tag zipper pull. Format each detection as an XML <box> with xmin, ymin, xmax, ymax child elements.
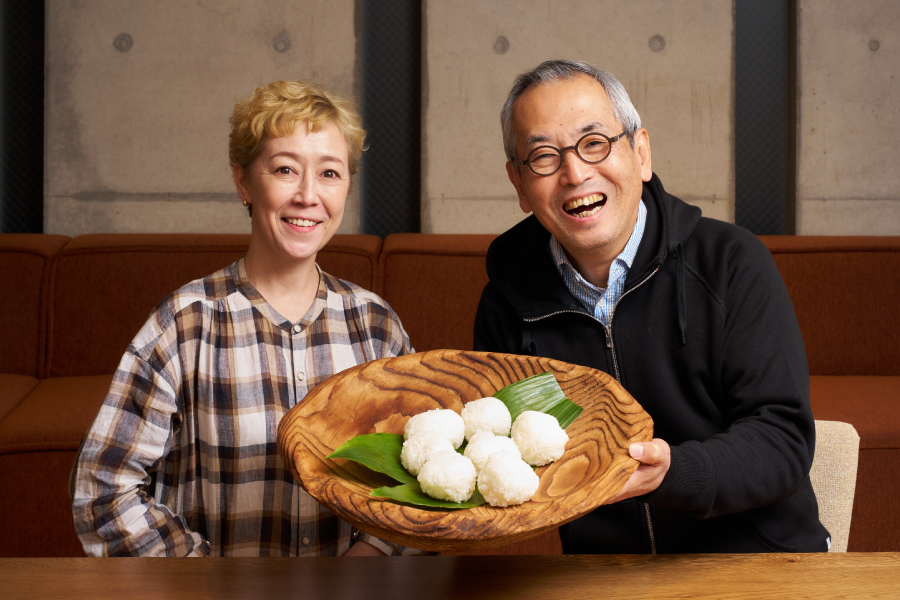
<box><xmin>603</xmin><ymin>324</ymin><xmax>614</xmax><ymax>349</ymax></box>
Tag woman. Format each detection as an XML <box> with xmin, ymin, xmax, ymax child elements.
<box><xmin>71</xmin><ymin>81</ymin><xmax>414</xmax><ymax>557</ymax></box>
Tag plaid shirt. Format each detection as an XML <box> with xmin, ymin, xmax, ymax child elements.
<box><xmin>550</xmin><ymin>199</ymin><xmax>647</xmax><ymax>325</ymax></box>
<box><xmin>71</xmin><ymin>256</ymin><xmax>416</xmax><ymax>557</ymax></box>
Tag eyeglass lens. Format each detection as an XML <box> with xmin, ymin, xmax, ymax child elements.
<box><xmin>526</xmin><ymin>133</ymin><xmax>612</xmax><ymax>175</ymax></box>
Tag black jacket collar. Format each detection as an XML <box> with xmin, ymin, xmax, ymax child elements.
<box><xmin>485</xmin><ymin>173</ymin><xmax>701</xmax><ymax>320</ymax></box>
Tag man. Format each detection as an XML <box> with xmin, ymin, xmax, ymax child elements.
<box><xmin>474</xmin><ymin>59</ymin><xmax>828</xmax><ymax>553</ymax></box>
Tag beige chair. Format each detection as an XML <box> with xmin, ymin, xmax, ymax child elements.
<box><xmin>809</xmin><ymin>420</ymin><xmax>860</xmax><ymax>552</ymax></box>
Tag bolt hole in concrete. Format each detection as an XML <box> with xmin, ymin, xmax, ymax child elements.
<box><xmin>113</xmin><ymin>33</ymin><xmax>132</xmax><ymax>52</ymax></box>
<box><xmin>494</xmin><ymin>36</ymin><xmax>509</xmax><ymax>54</ymax></box>
<box><xmin>869</xmin><ymin>39</ymin><xmax>880</xmax><ymax>51</ymax></box>
<box><xmin>649</xmin><ymin>35</ymin><xmax>665</xmax><ymax>52</ymax></box>
<box><xmin>273</xmin><ymin>34</ymin><xmax>291</xmax><ymax>53</ymax></box>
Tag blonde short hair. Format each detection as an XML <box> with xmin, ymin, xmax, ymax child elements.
<box><xmin>229</xmin><ymin>80</ymin><xmax>366</xmax><ymax>176</ymax></box>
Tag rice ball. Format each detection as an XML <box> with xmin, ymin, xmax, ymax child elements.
<box><xmin>461</xmin><ymin>396</ymin><xmax>512</xmax><ymax>440</ymax></box>
<box><xmin>477</xmin><ymin>451</ymin><xmax>540</xmax><ymax>507</ymax></box>
<box><xmin>463</xmin><ymin>430</ymin><xmax>521</xmax><ymax>473</ymax></box>
<box><xmin>401</xmin><ymin>434</ymin><xmax>455</xmax><ymax>476</ymax></box>
<box><xmin>404</xmin><ymin>408</ymin><xmax>465</xmax><ymax>449</ymax></box>
<box><xmin>417</xmin><ymin>450</ymin><xmax>477</xmax><ymax>503</ymax></box>
<box><xmin>512</xmin><ymin>410</ymin><xmax>568</xmax><ymax>466</ymax></box>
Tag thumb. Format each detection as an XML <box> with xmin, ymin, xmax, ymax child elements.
<box><xmin>629</xmin><ymin>443</ymin><xmax>645</xmax><ymax>460</ymax></box>
<box><xmin>629</xmin><ymin>441</ymin><xmax>661</xmax><ymax>464</ymax></box>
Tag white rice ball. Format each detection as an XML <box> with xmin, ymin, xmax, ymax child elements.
<box><xmin>401</xmin><ymin>434</ymin><xmax>455</xmax><ymax>476</ymax></box>
<box><xmin>403</xmin><ymin>408</ymin><xmax>465</xmax><ymax>449</ymax></box>
<box><xmin>417</xmin><ymin>450</ymin><xmax>477</xmax><ymax>503</ymax></box>
<box><xmin>463</xmin><ymin>430</ymin><xmax>521</xmax><ymax>473</ymax></box>
<box><xmin>461</xmin><ymin>396</ymin><xmax>512</xmax><ymax>440</ymax></box>
<box><xmin>477</xmin><ymin>451</ymin><xmax>540</xmax><ymax>507</ymax></box>
<box><xmin>512</xmin><ymin>410</ymin><xmax>568</xmax><ymax>466</ymax></box>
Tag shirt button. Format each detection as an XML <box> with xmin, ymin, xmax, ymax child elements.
<box><xmin>296</xmin><ymin>371</ymin><xmax>305</xmax><ymax>382</ymax></box>
<box><xmin>292</xmin><ymin>324</ymin><xmax>301</xmax><ymax>333</ymax></box>
<box><xmin>302</xmin><ymin>536</ymin><xmax>311</xmax><ymax>546</ymax></box>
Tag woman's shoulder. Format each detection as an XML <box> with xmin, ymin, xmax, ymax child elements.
<box><xmin>320</xmin><ymin>270</ymin><xmax>382</xmax><ymax>302</ymax></box>
<box><xmin>322</xmin><ymin>271</ymin><xmax>394</xmax><ymax>314</ymax></box>
<box><xmin>134</xmin><ymin>261</ymin><xmax>243</xmax><ymax>348</ymax></box>
<box><xmin>163</xmin><ymin>261</ymin><xmax>241</xmax><ymax>311</ymax></box>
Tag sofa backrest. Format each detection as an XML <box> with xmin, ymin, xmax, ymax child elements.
<box><xmin>45</xmin><ymin>233</ymin><xmax>382</xmax><ymax>377</ymax></box>
<box><xmin>0</xmin><ymin>234</ymin><xmax>70</xmax><ymax>377</ymax></box>
<box><xmin>762</xmin><ymin>236</ymin><xmax>900</xmax><ymax>376</ymax></box>
<box><xmin>379</xmin><ymin>233</ymin><xmax>495</xmax><ymax>353</ymax></box>
<box><xmin>8</xmin><ymin>231</ymin><xmax>899</xmax><ymax>379</ymax></box>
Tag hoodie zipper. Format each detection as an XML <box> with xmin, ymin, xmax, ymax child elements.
<box><xmin>603</xmin><ymin>267</ymin><xmax>659</xmax><ymax>381</ymax></box>
<box><xmin>526</xmin><ymin>266</ymin><xmax>661</xmax><ymax>554</ymax></box>
<box><xmin>642</xmin><ymin>503</ymin><xmax>657</xmax><ymax>554</ymax></box>
<box><xmin>604</xmin><ymin>267</ymin><xmax>659</xmax><ymax>555</ymax></box>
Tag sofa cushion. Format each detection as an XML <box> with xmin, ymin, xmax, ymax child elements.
<box><xmin>808</xmin><ymin>375</ymin><xmax>900</xmax><ymax>552</ymax></box>
<box><xmin>762</xmin><ymin>236</ymin><xmax>900</xmax><ymax>376</ymax></box>
<box><xmin>848</xmin><ymin>447</ymin><xmax>900</xmax><ymax>552</ymax></box>
<box><xmin>0</xmin><ymin>374</ymin><xmax>39</xmax><ymax>422</ymax></box>
<box><xmin>0</xmin><ymin>449</ymin><xmax>85</xmax><ymax>557</ymax></box>
<box><xmin>0</xmin><ymin>375</ymin><xmax>114</xmax><ymax>557</ymax></box>
<box><xmin>46</xmin><ymin>234</ymin><xmax>381</xmax><ymax>377</ymax></box>
<box><xmin>0</xmin><ymin>375</ymin><xmax>114</xmax><ymax>453</ymax></box>
<box><xmin>0</xmin><ymin>234</ymin><xmax>70</xmax><ymax>376</ymax></box>
<box><xmin>380</xmin><ymin>234</ymin><xmax>495</xmax><ymax>352</ymax></box>
<box><xmin>809</xmin><ymin>375</ymin><xmax>900</xmax><ymax>449</ymax></box>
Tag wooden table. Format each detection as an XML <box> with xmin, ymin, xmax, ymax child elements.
<box><xmin>2</xmin><ymin>554</ymin><xmax>898</xmax><ymax>599</ymax></box>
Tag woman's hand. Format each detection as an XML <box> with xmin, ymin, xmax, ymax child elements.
<box><xmin>343</xmin><ymin>540</ymin><xmax>386</xmax><ymax>557</ymax></box>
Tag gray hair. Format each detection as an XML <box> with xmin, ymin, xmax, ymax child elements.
<box><xmin>500</xmin><ymin>59</ymin><xmax>642</xmax><ymax>164</ymax></box>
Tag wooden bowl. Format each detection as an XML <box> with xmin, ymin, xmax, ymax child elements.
<box><xmin>277</xmin><ymin>350</ymin><xmax>653</xmax><ymax>552</ymax></box>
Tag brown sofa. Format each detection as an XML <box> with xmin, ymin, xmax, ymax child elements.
<box><xmin>1</xmin><ymin>232</ymin><xmax>898</xmax><ymax>556</ymax></box>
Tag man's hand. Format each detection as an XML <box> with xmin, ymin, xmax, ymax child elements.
<box><xmin>607</xmin><ymin>438</ymin><xmax>671</xmax><ymax>504</ymax></box>
<box><xmin>343</xmin><ymin>540</ymin><xmax>386</xmax><ymax>557</ymax></box>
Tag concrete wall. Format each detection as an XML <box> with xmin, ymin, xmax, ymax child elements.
<box><xmin>422</xmin><ymin>0</ymin><xmax>734</xmax><ymax>233</ymax></box>
<box><xmin>44</xmin><ymin>0</ymin><xmax>360</xmax><ymax>235</ymax></box>
<box><xmin>796</xmin><ymin>0</ymin><xmax>900</xmax><ymax>234</ymax></box>
<box><xmin>44</xmin><ymin>1</ymin><xmax>900</xmax><ymax>236</ymax></box>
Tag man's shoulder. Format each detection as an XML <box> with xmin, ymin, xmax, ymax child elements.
<box><xmin>690</xmin><ymin>217</ymin><xmax>770</xmax><ymax>259</ymax></box>
<box><xmin>488</xmin><ymin>215</ymin><xmax>549</xmax><ymax>263</ymax></box>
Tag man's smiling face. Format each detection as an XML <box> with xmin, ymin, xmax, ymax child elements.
<box><xmin>506</xmin><ymin>74</ymin><xmax>652</xmax><ymax>283</ymax></box>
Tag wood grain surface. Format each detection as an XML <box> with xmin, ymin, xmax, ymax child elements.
<box><xmin>277</xmin><ymin>350</ymin><xmax>653</xmax><ymax>552</ymax></box>
<box><xmin>5</xmin><ymin>554</ymin><xmax>899</xmax><ymax>600</ymax></box>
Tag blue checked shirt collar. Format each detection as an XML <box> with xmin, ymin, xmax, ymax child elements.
<box><xmin>550</xmin><ymin>199</ymin><xmax>647</xmax><ymax>326</ymax></box>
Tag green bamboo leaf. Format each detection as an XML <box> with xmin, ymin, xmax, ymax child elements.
<box><xmin>371</xmin><ymin>482</ymin><xmax>486</xmax><ymax>509</ymax></box>
<box><xmin>545</xmin><ymin>400</ymin><xmax>584</xmax><ymax>430</ymax></box>
<box><xmin>493</xmin><ymin>371</ymin><xmax>583</xmax><ymax>429</ymax></box>
<box><xmin>327</xmin><ymin>433</ymin><xmax>416</xmax><ymax>484</ymax></box>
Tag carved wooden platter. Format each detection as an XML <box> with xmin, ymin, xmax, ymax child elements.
<box><xmin>277</xmin><ymin>350</ymin><xmax>653</xmax><ymax>552</ymax></box>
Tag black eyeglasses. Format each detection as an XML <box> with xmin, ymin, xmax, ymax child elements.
<box><xmin>515</xmin><ymin>130</ymin><xmax>628</xmax><ymax>176</ymax></box>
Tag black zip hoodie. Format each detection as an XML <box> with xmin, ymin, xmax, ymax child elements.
<box><xmin>474</xmin><ymin>174</ymin><xmax>828</xmax><ymax>553</ymax></box>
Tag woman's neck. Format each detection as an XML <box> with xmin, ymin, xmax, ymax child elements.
<box><xmin>244</xmin><ymin>245</ymin><xmax>320</xmax><ymax>324</ymax></box>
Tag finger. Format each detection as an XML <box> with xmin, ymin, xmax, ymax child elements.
<box><xmin>629</xmin><ymin>441</ymin><xmax>662</xmax><ymax>465</ymax></box>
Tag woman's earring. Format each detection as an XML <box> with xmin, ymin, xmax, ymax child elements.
<box><xmin>241</xmin><ymin>193</ymin><xmax>248</xmax><ymax>207</ymax></box>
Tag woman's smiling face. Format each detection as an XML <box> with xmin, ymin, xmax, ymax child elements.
<box><xmin>235</xmin><ymin>121</ymin><xmax>350</xmax><ymax>266</ymax></box>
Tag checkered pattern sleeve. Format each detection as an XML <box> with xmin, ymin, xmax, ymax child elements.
<box><xmin>71</xmin><ymin>299</ymin><xmax>210</xmax><ymax>556</ymax></box>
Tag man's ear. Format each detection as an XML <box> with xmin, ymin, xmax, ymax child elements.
<box><xmin>633</xmin><ymin>128</ymin><xmax>652</xmax><ymax>182</ymax></box>
<box><xmin>506</xmin><ymin>161</ymin><xmax>532</xmax><ymax>214</ymax></box>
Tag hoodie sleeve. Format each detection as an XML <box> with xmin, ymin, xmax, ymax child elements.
<box><xmin>643</xmin><ymin>232</ymin><xmax>815</xmax><ymax>520</ymax></box>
